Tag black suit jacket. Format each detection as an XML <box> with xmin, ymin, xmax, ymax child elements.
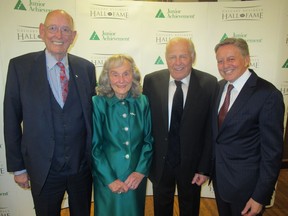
<box><xmin>143</xmin><ymin>68</ymin><xmax>218</xmax><ymax>185</ymax></box>
<box><xmin>4</xmin><ymin>50</ymin><xmax>96</xmax><ymax>194</ymax></box>
<box><xmin>212</xmin><ymin>69</ymin><xmax>284</xmax><ymax>205</ymax></box>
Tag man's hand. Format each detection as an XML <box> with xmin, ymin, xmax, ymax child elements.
<box><xmin>241</xmin><ymin>198</ymin><xmax>263</xmax><ymax>216</ymax></box>
<box><xmin>191</xmin><ymin>173</ymin><xmax>208</xmax><ymax>186</ymax></box>
<box><xmin>14</xmin><ymin>172</ymin><xmax>30</xmax><ymax>189</ymax></box>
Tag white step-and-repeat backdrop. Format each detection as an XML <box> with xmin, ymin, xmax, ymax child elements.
<box><xmin>0</xmin><ymin>0</ymin><xmax>287</xmax><ymax>215</ymax></box>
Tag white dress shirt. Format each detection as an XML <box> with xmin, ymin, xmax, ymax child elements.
<box><xmin>45</xmin><ymin>50</ymin><xmax>70</xmax><ymax>108</ymax></box>
<box><xmin>218</xmin><ymin>69</ymin><xmax>251</xmax><ymax>113</ymax></box>
<box><xmin>168</xmin><ymin>73</ymin><xmax>190</xmax><ymax>129</ymax></box>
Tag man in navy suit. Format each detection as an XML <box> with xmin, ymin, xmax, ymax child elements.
<box><xmin>143</xmin><ymin>37</ymin><xmax>218</xmax><ymax>216</ymax></box>
<box><xmin>212</xmin><ymin>38</ymin><xmax>284</xmax><ymax>216</ymax></box>
<box><xmin>4</xmin><ymin>10</ymin><xmax>96</xmax><ymax>216</ymax></box>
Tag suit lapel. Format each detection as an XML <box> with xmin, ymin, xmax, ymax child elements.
<box><xmin>31</xmin><ymin>51</ymin><xmax>54</xmax><ymax>132</ymax></box>
<box><xmin>160</xmin><ymin>71</ymin><xmax>170</xmax><ymax>132</ymax></box>
<box><xmin>182</xmin><ymin>69</ymin><xmax>200</xmax><ymax>120</ymax></box>
<box><xmin>216</xmin><ymin>81</ymin><xmax>226</xmax><ymax>110</ymax></box>
<box><xmin>219</xmin><ymin>70</ymin><xmax>258</xmax><ymax>131</ymax></box>
<box><xmin>68</xmin><ymin>55</ymin><xmax>88</xmax><ymax>120</ymax></box>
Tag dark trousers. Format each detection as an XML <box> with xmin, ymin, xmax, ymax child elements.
<box><xmin>213</xmin><ymin>181</ymin><xmax>264</xmax><ymax>216</ymax></box>
<box><xmin>152</xmin><ymin>162</ymin><xmax>201</xmax><ymax>216</ymax></box>
<box><xmin>31</xmin><ymin>166</ymin><xmax>92</xmax><ymax>216</ymax></box>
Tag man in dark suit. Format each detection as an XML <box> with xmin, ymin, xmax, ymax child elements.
<box><xmin>212</xmin><ymin>38</ymin><xmax>284</xmax><ymax>216</ymax></box>
<box><xmin>4</xmin><ymin>10</ymin><xmax>96</xmax><ymax>216</ymax></box>
<box><xmin>143</xmin><ymin>37</ymin><xmax>218</xmax><ymax>216</ymax></box>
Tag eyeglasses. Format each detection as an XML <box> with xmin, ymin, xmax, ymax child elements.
<box><xmin>45</xmin><ymin>25</ymin><xmax>73</xmax><ymax>36</ymax></box>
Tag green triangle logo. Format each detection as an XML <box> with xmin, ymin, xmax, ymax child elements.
<box><xmin>155</xmin><ymin>9</ymin><xmax>165</xmax><ymax>18</ymax></box>
<box><xmin>220</xmin><ymin>33</ymin><xmax>228</xmax><ymax>42</ymax></box>
<box><xmin>282</xmin><ymin>59</ymin><xmax>288</xmax><ymax>68</ymax></box>
<box><xmin>155</xmin><ymin>56</ymin><xmax>164</xmax><ymax>65</ymax></box>
<box><xmin>14</xmin><ymin>0</ymin><xmax>26</xmax><ymax>10</ymax></box>
<box><xmin>90</xmin><ymin>31</ymin><xmax>100</xmax><ymax>40</ymax></box>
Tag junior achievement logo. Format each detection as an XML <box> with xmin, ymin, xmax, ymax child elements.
<box><xmin>219</xmin><ymin>33</ymin><xmax>262</xmax><ymax>44</ymax></box>
<box><xmin>155</xmin><ymin>8</ymin><xmax>195</xmax><ymax>19</ymax></box>
<box><xmin>90</xmin><ymin>4</ymin><xmax>128</xmax><ymax>20</ymax></box>
<box><xmin>14</xmin><ymin>0</ymin><xmax>26</xmax><ymax>10</ymax></box>
<box><xmin>17</xmin><ymin>25</ymin><xmax>42</xmax><ymax>42</ymax></box>
<box><xmin>283</xmin><ymin>59</ymin><xmax>288</xmax><ymax>68</ymax></box>
<box><xmin>90</xmin><ymin>31</ymin><xmax>130</xmax><ymax>41</ymax></box>
<box><xmin>155</xmin><ymin>56</ymin><xmax>164</xmax><ymax>65</ymax></box>
<box><xmin>155</xmin><ymin>31</ymin><xmax>193</xmax><ymax>45</ymax></box>
<box><xmin>222</xmin><ymin>5</ymin><xmax>263</xmax><ymax>21</ymax></box>
<box><xmin>14</xmin><ymin>0</ymin><xmax>52</xmax><ymax>13</ymax></box>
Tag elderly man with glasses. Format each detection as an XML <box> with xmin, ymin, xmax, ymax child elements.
<box><xmin>4</xmin><ymin>9</ymin><xmax>96</xmax><ymax>216</ymax></box>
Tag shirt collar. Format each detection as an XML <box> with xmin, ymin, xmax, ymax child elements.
<box><xmin>169</xmin><ymin>72</ymin><xmax>191</xmax><ymax>86</ymax></box>
<box><xmin>227</xmin><ymin>69</ymin><xmax>251</xmax><ymax>92</ymax></box>
<box><xmin>106</xmin><ymin>92</ymin><xmax>136</xmax><ymax>106</ymax></box>
<box><xmin>45</xmin><ymin>49</ymin><xmax>69</xmax><ymax>70</ymax></box>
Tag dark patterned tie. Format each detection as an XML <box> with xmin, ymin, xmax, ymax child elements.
<box><xmin>218</xmin><ymin>84</ymin><xmax>234</xmax><ymax>128</ymax></box>
<box><xmin>57</xmin><ymin>62</ymin><xmax>69</xmax><ymax>103</ymax></box>
<box><xmin>167</xmin><ymin>80</ymin><xmax>183</xmax><ymax>167</ymax></box>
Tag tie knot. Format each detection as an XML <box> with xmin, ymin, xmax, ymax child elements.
<box><xmin>227</xmin><ymin>84</ymin><xmax>234</xmax><ymax>93</ymax></box>
<box><xmin>56</xmin><ymin>62</ymin><xmax>65</xmax><ymax>70</ymax></box>
<box><xmin>175</xmin><ymin>80</ymin><xmax>182</xmax><ymax>88</ymax></box>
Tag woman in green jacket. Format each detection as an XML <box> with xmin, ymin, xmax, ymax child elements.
<box><xmin>91</xmin><ymin>54</ymin><xmax>153</xmax><ymax>216</ymax></box>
